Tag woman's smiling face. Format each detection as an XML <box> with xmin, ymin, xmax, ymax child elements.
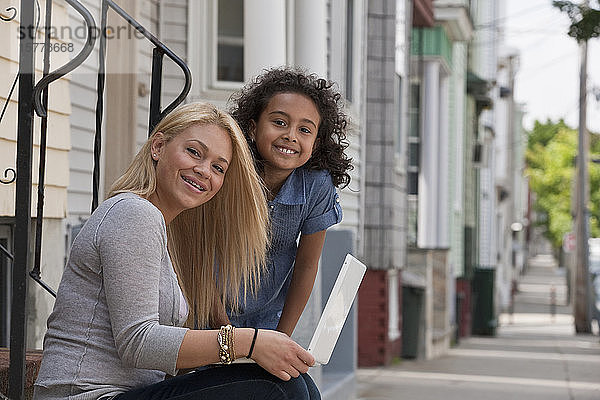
<box><xmin>149</xmin><ymin>123</ymin><xmax>232</xmax><ymax>223</ymax></box>
<box><xmin>251</xmin><ymin>92</ymin><xmax>321</xmax><ymax>178</ymax></box>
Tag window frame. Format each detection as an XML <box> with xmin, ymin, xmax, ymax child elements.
<box><xmin>214</xmin><ymin>0</ymin><xmax>244</xmax><ymax>86</ymax></box>
<box><xmin>187</xmin><ymin>0</ymin><xmax>245</xmax><ymax>102</ymax></box>
<box><xmin>407</xmin><ymin>80</ymin><xmax>421</xmax><ymax>196</ymax></box>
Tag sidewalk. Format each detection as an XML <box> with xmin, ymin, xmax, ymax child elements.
<box><xmin>356</xmin><ymin>255</ymin><xmax>600</xmax><ymax>400</ymax></box>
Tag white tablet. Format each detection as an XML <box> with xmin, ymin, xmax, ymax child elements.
<box><xmin>227</xmin><ymin>253</ymin><xmax>366</xmax><ymax>366</ymax></box>
<box><xmin>307</xmin><ymin>253</ymin><xmax>366</xmax><ymax>365</ymax></box>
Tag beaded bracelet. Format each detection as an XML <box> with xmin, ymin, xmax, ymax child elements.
<box><xmin>217</xmin><ymin>324</ymin><xmax>235</xmax><ymax>364</ymax></box>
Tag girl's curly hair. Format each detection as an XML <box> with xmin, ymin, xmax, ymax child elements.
<box><xmin>228</xmin><ymin>66</ymin><xmax>353</xmax><ymax>188</ymax></box>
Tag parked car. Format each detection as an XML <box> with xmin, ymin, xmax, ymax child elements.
<box><xmin>591</xmin><ymin>273</ymin><xmax>600</xmax><ymax>331</ymax></box>
<box><xmin>589</xmin><ymin>238</ymin><xmax>600</xmax><ymax>274</ymax></box>
<box><xmin>589</xmin><ymin>238</ymin><xmax>600</xmax><ymax>332</ymax></box>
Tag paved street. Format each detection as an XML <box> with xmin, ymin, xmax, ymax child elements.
<box><xmin>356</xmin><ymin>255</ymin><xmax>600</xmax><ymax>400</ymax></box>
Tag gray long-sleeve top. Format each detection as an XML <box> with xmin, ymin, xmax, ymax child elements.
<box><xmin>34</xmin><ymin>193</ymin><xmax>189</xmax><ymax>400</ymax></box>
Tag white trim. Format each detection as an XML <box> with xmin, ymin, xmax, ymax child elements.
<box><xmin>434</xmin><ymin>6</ymin><xmax>474</xmax><ymax>42</ymax></box>
<box><xmin>357</xmin><ymin>0</ymin><xmax>368</xmax><ymax>259</ymax></box>
<box><xmin>329</xmin><ymin>0</ymin><xmax>346</xmax><ymax>86</ymax></box>
<box><xmin>244</xmin><ymin>0</ymin><xmax>286</xmax><ymax>81</ymax></box>
<box><xmin>418</xmin><ymin>61</ymin><xmax>441</xmax><ymax>248</ymax></box>
<box><xmin>437</xmin><ymin>75</ymin><xmax>450</xmax><ymax>247</ymax></box>
<box><xmin>286</xmin><ymin>0</ymin><xmax>294</xmax><ymax>65</ymax></box>
<box><xmin>330</xmin><ymin>0</ymin><xmax>365</xmax><ymax>115</ymax></box>
<box><xmin>349</xmin><ymin>0</ymin><xmax>364</xmax><ymax>112</ymax></box>
<box><xmin>218</xmin><ymin>36</ymin><xmax>244</xmax><ymax>47</ymax></box>
<box><xmin>293</xmin><ymin>0</ymin><xmax>326</xmax><ymax>76</ymax></box>
<box><xmin>410</xmin><ymin>55</ymin><xmax>452</xmax><ymax>78</ymax></box>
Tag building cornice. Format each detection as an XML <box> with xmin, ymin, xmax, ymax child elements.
<box><xmin>434</xmin><ymin>5</ymin><xmax>474</xmax><ymax>41</ymax></box>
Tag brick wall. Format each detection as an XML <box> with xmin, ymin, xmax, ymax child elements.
<box><xmin>358</xmin><ymin>269</ymin><xmax>402</xmax><ymax>366</ymax></box>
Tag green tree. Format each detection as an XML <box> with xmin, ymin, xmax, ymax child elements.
<box><xmin>526</xmin><ymin>120</ymin><xmax>600</xmax><ymax>250</ymax></box>
<box><xmin>553</xmin><ymin>1</ymin><xmax>600</xmax><ymax>42</ymax></box>
<box><xmin>526</xmin><ymin>120</ymin><xmax>576</xmax><ymax>249</ymax></box>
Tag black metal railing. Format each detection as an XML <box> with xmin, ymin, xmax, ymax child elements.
<box><xmin>9</xmin><ymin>2</ymin><xmax>39</xmax><ymax>398</ymax></box>
<box><xmin>4</xmin><ymin>0</ymin><xmax>191</xmax><ymax>398</ymax></box>
<box><xmin>91</xmin><ymin>0</ymin><xmax>192</xmax><ymax>210</ymax></box>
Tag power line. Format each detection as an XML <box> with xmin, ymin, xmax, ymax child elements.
<box><xmin>517</xmin><ymin>49</ymin><xmax>579</xmax><ymax>79</ymax></box>
<box><xmin>505</xmin><ymin>28</ymin><xmax>568</xmax><ymax>34</ymax></box>
<box><xmin>475</xmin><ymin>3</ymin><xmax>556</xmax><ymax>29</ymax></box>
<box><xmin>471</xmin><ymin>12</ymin><xmax>567</xmax><ymax>49</ymax></box>
<box><xmin>469</xmin><ymin>30</ymin><xmax>564</xmax><ymax>49</ymax></box>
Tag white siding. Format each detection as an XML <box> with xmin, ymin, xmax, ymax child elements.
<box><xmin>1</xmin><ymin>0</ymin><xmax>71</xmax><ymax>219</ymax></box>
<box><xmin>449</xmin><ymin>42</ymin><xmax>467</xmax><ymax>276</ymax></box>
<box><xmin>328</xmin><ymin>0</ymin><xmax>366</xmax><ymax>257</ymax></box>
<box><xmin>67</xmin><ymin>0</ymin><xmax>168</xmax><ymax>220</ymax></box>
<box><xmin>336</xmin><ymin>126</ymin><xmax>364</xmax><ymax>256</ymax></box>
<box><xmin>67</xmin><ymin>0</ymin><xmax>101</xmax><ymax>223</ymax></box>
<box><xmin>159</xmin><ymin>0</ymin><xmax>189</xmax><ymax>111</ymax></box>
<box><xmin>136</xmin><ymin>0</ymin><xmax>159</xmax><ymax>149</ymax></box>
<box><xmin>0</xmin><ymin>0</ymin><xmax>73</xmax><ymax>347</ymax></box>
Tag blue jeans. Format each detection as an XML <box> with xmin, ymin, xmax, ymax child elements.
<box><xmin>113</xmin><ymin>364</ymin><xmax>321</xmax><ymax>400</ymax></box>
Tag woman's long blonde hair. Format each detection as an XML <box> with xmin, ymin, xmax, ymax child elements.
<box><xmin>109</xmin><ymin>102</ymin><xmax>269</xmax><ymax>327</ymax></box>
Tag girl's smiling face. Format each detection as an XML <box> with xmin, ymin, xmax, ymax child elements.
<box><xmin>150</xmin><ymin>123</ymin><xmax>232</xmax><ymax>223</ymax></box>
<box><xmin>251</xmin><ymin>92</ymin><xmax>321</xmax><ymax>179</ymax></box>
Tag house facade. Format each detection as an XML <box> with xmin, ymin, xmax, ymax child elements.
<box><xmin>2</xmin><ymin>2</ymin><xmax>530</xmax><ymax>396</ymax></box>
<box><xmin>3</xmin><ymin>1</ymin><xmax>369</xmax><ymax>398</ymax></box>
<box><xmin>1</xmin><ymin>1</ymin><xmax>71</xmax><ymax>349</ymax></box>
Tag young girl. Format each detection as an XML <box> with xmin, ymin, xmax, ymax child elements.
<box><xmin>227</xmin><ymin>67</ymin><xmax>352</xmax><ymax>336</ymax></box>
<box><xmin>34</xmin><ymin>103</ymin><xmax>318</xmax><ymax>400</ymax></box>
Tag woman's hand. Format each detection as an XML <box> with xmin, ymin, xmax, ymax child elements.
<box><xmin>250</xmin><ymin>329</ymin><xmax>315</xmax><ymax>381</ymax></box>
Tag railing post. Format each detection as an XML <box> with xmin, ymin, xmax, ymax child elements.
<box><xmin>32</xmin><ymin>0</ymin><xmax>54</xmax><ymax>284</ymax></box>
<box><xmin>93</xmin><ymin>0</ymin><xmax>109</xmax><ymax>213</ymax></box>
<box><xmin>10</xmin><ymin>0</ymin><xmax>36</xmax><ymax>398</ymax></box>
<box><xmin>149</xmin><ymin>47</ymin><xmax>164</xmax><ymax>135</ymax></box>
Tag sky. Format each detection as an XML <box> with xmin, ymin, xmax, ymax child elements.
<box><xmin>503</xmin><ymin>0</ymin><xmax>600</xmax><ymax>133</ymax></box>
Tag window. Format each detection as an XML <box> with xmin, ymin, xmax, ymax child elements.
<box><xmin>217</xmin><ymin>0</ymin><xmax>244</xmax><ymax>83</ymax></box>
<box><xmin>0</xmin><ymin>224</ymin><xmax>12</xmax><ymax>347</ymax></box>
<box><xmin>407</xmin><ymin>82</ymin><xmax>421</xmax><ymax>246</ymax></box>
<box><xmin>407</xmin><ymin>82</ymin><xmax>421</xmax><ymax>195</ymax></box>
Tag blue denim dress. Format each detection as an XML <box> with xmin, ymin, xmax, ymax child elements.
<box><xmin>228</xmin><ymin>167</ymin><xmax>342</xmax><ymax>329</ymax></box>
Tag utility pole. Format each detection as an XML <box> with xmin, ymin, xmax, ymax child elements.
<box><xmin>574</xmin><ymin>0</ymin><xmax>591</xmax><ymax>333</ymax></box>
<box><xmin>507</xmin><ymin>54</ymin><xmax>516</xmax><ymax>266</ymax></box>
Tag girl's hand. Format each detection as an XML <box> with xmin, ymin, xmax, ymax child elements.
<box><xmin>250</xmin><ymin>329</ymin><xmax>315</xmax><ymax>381</ymax></box>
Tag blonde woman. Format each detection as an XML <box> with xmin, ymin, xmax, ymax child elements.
<box><xmin>33</xmin><ymin>103</ymin><xmax>317</xmax><ymax>400</ymax></box>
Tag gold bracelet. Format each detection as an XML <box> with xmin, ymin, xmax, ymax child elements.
<box><xmin>229</xmin><ymin>325</ymin><xmax>236</xmax><ymax>361</ymax></box>
<box><xmin>217</xmin><ymin>324</ymin><xmax>235</xmax><ymax>364</ymax></box>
